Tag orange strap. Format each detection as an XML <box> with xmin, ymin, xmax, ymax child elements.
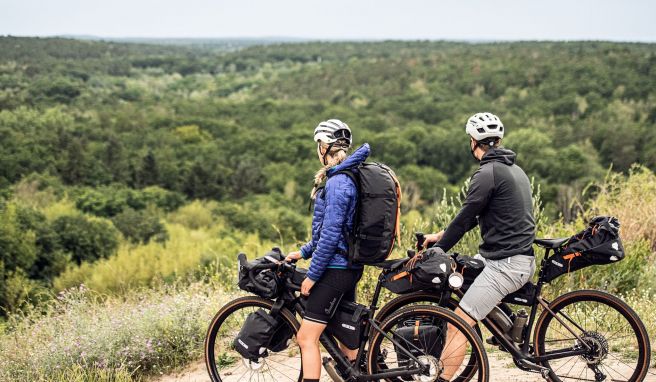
<box><xmin>414</xmin><ymin>320</ymin><xmax>420</xmax><ymax>338</ymax></box>
<box><xmin>392</xmin><ymin>271</ymin><xmax>410</xmax><ymax>281</ymax></box>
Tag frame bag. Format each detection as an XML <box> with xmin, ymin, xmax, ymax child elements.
<box><xmin>326</xmin><ymin>300</ymin><xmax>370</xmax><ymax>350</ymax></box>
<box><xmin>543</xmin><ymin>216</ymin><xmax>624</xmax><ymax>283</ymax></box>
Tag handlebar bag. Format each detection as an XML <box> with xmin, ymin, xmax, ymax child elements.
<box><xmin>394</xmin><ymin>316</ymin><xmax>447</xmax><ymax>379</ymax></box>
<box><xmin>237</xmin><ymin>249</ymin><xmax>286</xmax><ymax>299</ymax></box>
<box><xmin>233</xmin><ymin>308</ymin><xmax>281</xmax><ymax>360</ymax></box>
<box><xmin>543</xmin><ymin>216</ymin><xmax>625</xmax><ymax>283</ymax></box>
<box><xmin>381</xmin><ymin>248</ymin><xmax>454</xmax><ymax>294</ymax></box>
<box><xmin>326</xmin><ymin>300</ymin><xmax>370</xmax><ymax>350</ymax></box>
<box><xmin>453</xmin><ymin>253</ymin><xmax>485</xmax><ymax>292</ymax></box>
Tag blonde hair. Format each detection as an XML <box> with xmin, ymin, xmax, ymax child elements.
<box><xmin>311</xmin><ymin>142</ymin><xmax>350</xmax><ymax>199</ymax></box>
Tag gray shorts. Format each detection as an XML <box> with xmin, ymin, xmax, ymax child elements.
<box><xmin>459</xmin><ymin>254</ymin><xmax>536</xmax><ymax>321</ymax></box>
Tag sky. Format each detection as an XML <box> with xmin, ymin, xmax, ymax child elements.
<box><xmin>1</xmin><ymin>0</ymin><xmax>655</xmax><ymax>42</ymax></box>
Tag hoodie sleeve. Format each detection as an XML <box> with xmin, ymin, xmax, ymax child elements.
<box><xmin>435</xmin><ymin>165</ymin><xmax>494</xmax><ymax>252</ymax></box>
<box><xmin>306</xmin><ymin>175</ymin><xmax>355</xmax><ymax>281</ymax></box>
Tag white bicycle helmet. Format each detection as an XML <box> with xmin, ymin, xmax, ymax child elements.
<box><xmin>313</xmin><ymin>119</ymin><xmax>352</xmax><ymax>147</ymax></box>
<box><xmin>465</xmin><ymin>112</ymin><xmax>504</xmax><ymax>141</ymax></box>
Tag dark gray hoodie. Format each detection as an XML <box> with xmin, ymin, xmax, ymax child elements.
<box><xmin>435</xmin><ymin>147</ymin><xmax>535</xmax><ymax>259</ymax></box>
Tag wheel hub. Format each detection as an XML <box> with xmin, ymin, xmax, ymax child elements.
<box><xmin>578</xmin><ymin>332</ymin><xmax>609</xmax><ymax>365</ymax></box>
<box><xmin>413</xmin><ymin>355</ymin><xmax>441</xmax><ymax>382</ymax></box>
<box><xmin>242</xmin><ymin>357</ymin><xmax>265</xmax><ymax>370</ymax></box>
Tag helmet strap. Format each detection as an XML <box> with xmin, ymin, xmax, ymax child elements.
<box><xmin>322</xmin><ymin>142</ymin><xmax>335</xmax><ymax>166</ymax></box>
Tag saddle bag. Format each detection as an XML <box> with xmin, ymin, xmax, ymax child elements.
<box><xmin>543</xmin><ymin>216</ymin><xmax>624</xmax><ymax>283</ymax></box>
<box><xmin>326</xmin><ymin>300</ymin><xmax>370</xmax><ymax>350</ymax></box>
<box><xmin>381</xmin><ymin>248</ymin><xmax>454</xmax><ymax>294</ymax></box>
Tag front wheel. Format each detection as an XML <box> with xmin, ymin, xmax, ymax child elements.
<box><xmin>204</xmin><ymin>296</ymin><xmax>302</xmax><ymax>382</ymax></box>
<box><xmin>368</xmin><ymin>304</ymin><xmax>489</xmax><ymax>382</ymax></box>
<box><xmin>534</xmin><ymin>289</ymin><xmax>651</xmax><ymax>382</ymax></box>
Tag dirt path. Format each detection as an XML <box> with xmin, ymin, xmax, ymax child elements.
<box><xmin>153</xmin><ymin>353</ymin><xmax>656</xmax><ymax>382</ymax></box>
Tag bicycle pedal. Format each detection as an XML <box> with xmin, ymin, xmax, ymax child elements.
<box><xmin>323</xmin><ymin>357</ymin><xmax>346</xmax><ymax>382</ymax></box>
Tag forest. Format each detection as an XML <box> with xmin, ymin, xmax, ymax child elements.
<box><xmin>0</xmin><ymin>36</ymin><xmax>655</xmax><ymax>381</ymax></box>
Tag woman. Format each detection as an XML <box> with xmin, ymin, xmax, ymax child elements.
<box><xmin>285</xmin><ymin>119</ymin><xmax>370</xmax><ymax>382</ymax></box>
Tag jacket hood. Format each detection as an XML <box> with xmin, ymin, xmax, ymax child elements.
<box><xmin>328</xmin><ymin>143</ymin><xmax>370</xmax><ymax>175</ymax></box>
<box><xmin>480</xmin><ymin>147</ymin><xmax>516</xmax><ymax>166</ymax></box>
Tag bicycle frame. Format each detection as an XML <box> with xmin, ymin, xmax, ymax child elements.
<box><xmin>284</xmin><ymin>267</ymin><xmax>435</xmax><ymax>381</ymax></box>
<box><xmin>472</xmin><ymin>245</ymin><xmax>590</xmax><ymax>372</ymax></box>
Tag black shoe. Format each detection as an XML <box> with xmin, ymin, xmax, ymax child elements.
<box><xmin>486</xmin><ymin>336</ymin><xmax>500</xmax><ymax>346</ymax></box>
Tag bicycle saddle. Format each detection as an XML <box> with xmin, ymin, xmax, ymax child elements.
<box><xmin>533</xmin><ymin>237</ymin><xmax>568</xmax><ymax>249</ymax></box>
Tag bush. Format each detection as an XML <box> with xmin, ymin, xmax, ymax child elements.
<box><xmin>75</xmin><ymin>186</ymin><xmax>185</xmax><ymax>218</ymax></box>
<box><xmin>111</xmin><ymin>208</ymin><xmax>168</xmax><ymax>245</ymax></box>
<box><xmin>0</xmin><ymin>283</ymin><xmax>234</xmax><ymax>382</ymax></box>
<box><xmin>52</xmin><ymin>215</ymin><xmax>119</xmax><ymax>264</ymax></box>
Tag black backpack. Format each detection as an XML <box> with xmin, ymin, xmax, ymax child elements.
<box><xmin>338</xmin><ymin>162</ymin><xmax>402</xmax><ymax>265</ymax></box>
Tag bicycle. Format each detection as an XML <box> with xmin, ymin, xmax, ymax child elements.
<box><xmin>205</xmin><ymin>252</ymin><xmax>489</xmax><ymax>382</ymax></box>
<box><xmin>373</xmin><ymin>234</ymin><xmax>652</xmax><ymax>382</ymax></box>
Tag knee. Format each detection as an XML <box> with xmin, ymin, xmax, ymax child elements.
<box><xmin>296</xmin><ymin>327</ymin><xmax>319</xmax><ymax>350</ymax></box>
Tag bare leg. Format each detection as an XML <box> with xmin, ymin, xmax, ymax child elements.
<box><xmin>340</xmin><ymin>343</ymin><xmax>358</xmax><ymax>361</ymax></box>
<box><xmin>440</xmin><ymin>307</ymin><xmax>476</xmax><ymax>380</ymax></box>
<box><xmin>297</xmin><ymin>319</ymin><xmax>327</xmax><ymax>379</ymax></box>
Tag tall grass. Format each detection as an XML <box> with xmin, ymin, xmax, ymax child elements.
<box><xmin>0</xmin><ymin>282</ymin><xmax>235</xmax><ymax>382</ymax></box>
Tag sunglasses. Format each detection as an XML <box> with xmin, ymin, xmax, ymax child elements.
<box><xmin>333</xmin><ymin>129</ymin><xmax>351</xmax><ymax>140</ymax></box>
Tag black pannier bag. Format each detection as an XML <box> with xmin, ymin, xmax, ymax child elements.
<box><xmin>453</xmin><ymin>254</ymin><xmax>485</xmax><ymax>292</ymax></box>
<box><xmin>394</xmin><ymin>316</ymin><xmax>447</xmax><ymax>379</ymax></box>
<box><xmin>267</xmin><ymin>320</ymin><xmax>294</xmax><ymax>352</ymax></box>
<box><xmin>234</xmin><ymin>308</ymin><xmax>286</xmax><ymax>360</ymax></box>
<box><xmin>543</xmin><ymin>216</ymin><xmax>624</xmax><ymax>283</ymax></box>
<box><xmin>337</xmin><ymin>163</ymin><xmax>402</xmax><ymax>265</ymax></box>
<box><xmin>381</xmin><ymin>248</ymin><xmax>454</xmax><ymax>294</ymax></box>
<box><xmin>237</xmin><ymin>249</ymin><xmax>285</xmax><ymax>299</ymax></box>
<box><xmin>326</xmin><ymin>300</ymin><xmax>370</xmax><ymax>350</ymax></box>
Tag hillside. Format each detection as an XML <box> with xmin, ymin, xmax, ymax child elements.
<box><xmin>0</xmin><ymin>37</ymin><xmax>655</xmax><ymax>381</ymax></box>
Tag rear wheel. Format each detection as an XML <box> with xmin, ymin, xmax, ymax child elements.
<box><xmin>204</xmin><ymin>296</ymin><xmax>302</xmax><ymax>382</ymax></box>
<box><xmin>534</xmin><ymin>290</ymin><xmax>651</xmax><ymax>382</ymax></box>
<box><xmin>376</xmin><ymin>292</ymin><xmax>482</xmax><ymax>381</ymax></box>
<box><xmin>368</xmin><ymin>304</ymin><xmax>489</xmax><ymax>382</ymax></box>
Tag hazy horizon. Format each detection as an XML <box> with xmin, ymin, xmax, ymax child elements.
<box><xmin>2</xmin><ymin>0</ymin><xmax>655</xmax><ymax>43</ymax></box>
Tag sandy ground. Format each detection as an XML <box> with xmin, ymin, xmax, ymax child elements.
<box><xmin>153</xmin><ymin>352</ymin><xmax>656</xmax><ymax>382</ymax></box>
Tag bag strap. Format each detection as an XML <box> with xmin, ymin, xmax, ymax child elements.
<box><xmin>270</xmin><ymin>298</ymin><xmax>285</xmax><ymax>317</ymax></box>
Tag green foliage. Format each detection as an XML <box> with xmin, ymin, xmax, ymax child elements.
<box><xmin>75</xmin><ymin>185</ymin><xmax>185</xmax><ymax>217</ymax></box>
<box><xmin>111</xmin><ymin>208</ymin><xmax>169</xmax><ymax>245</ymax></box>
<box><xmin>52</xmin><ymin>215</ymin><xmax>119</xmax><ymax>264</ymax></box>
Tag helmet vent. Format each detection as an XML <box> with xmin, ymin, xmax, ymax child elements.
<box><xmin>488</xmin><ymin>124</ymin><xmax>498</xmax><ymax>129</ymax></box>
<box><xmin>477</xmin><ymin>128</ymin><xmax>485</xmax><ymax>133</ymax></box>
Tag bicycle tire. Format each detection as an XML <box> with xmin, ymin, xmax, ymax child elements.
<box><xmin>368</xmin><ymin>304</ymin><xmax>489</xmax><ymax>382</ymax></box>
<box><xmin>534</xmin><ymin>289</ymin><xmax>651</xmax><ymax>382</ymax></box>
<box><xmin>204</xmin><ymin>296</ymin><xmax>302</xmax><ymax>382</ymax></box>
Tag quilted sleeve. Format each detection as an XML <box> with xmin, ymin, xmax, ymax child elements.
<box><xmin>306</xmin><ymin>175</ymin><xmax>355</xmax><ymax>281</ymax></box>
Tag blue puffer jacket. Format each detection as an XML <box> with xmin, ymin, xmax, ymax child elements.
<box><xmin>301</xmin><ymin>143</ymin><xmax>370</xmax><ymax>281</ymax></box>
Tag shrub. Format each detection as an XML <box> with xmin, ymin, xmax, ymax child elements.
<box><xmin>52</xmin><ymin>215</ymin><xmax>119</xmax><ymax>264</ymax></box>
<box><xmin>0</xmin><ymin>283</ymin><xmax>234</xmax><ymax>382</ymax></box>
<box><xmin>111</xmin><ymin>208</ymin><xmax>168</xmax><ymax>245</ymax></box>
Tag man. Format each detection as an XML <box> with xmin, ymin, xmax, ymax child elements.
<box><xmin>424</xmin><ymin>112</ymin><xmax>536</xmax><ymax>380</ymax></box>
